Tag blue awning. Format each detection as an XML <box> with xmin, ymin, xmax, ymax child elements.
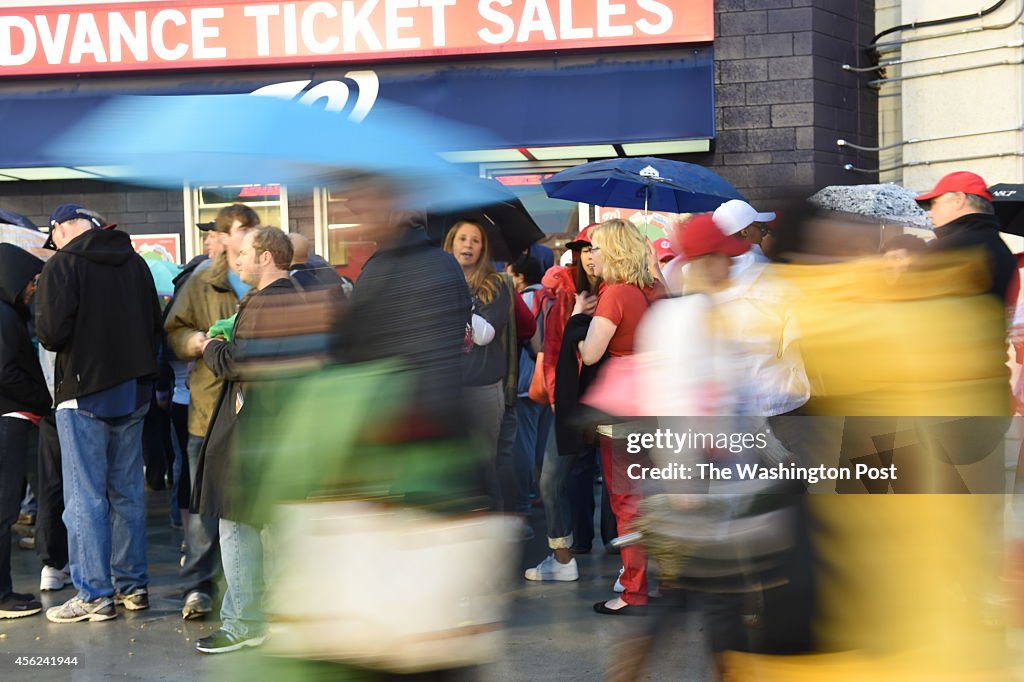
<box><xmin>0</xmin><ymin>48</ymin><xmax>714</xmax><ymax>169</ymax></box>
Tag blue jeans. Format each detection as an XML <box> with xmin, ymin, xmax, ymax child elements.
<box><xmin>0</xmin><ymin>417</ymin><xmax>31</xmax><ymax>598</ymax></box>
<box><xmin>539</xmin><ymin>431</ymin><xmax>577</xmax><ymax>549</ymax></box>
<box><xmin>169</xmin><ymin>443</ymin><xmax>182</xmax><ymax>527</ymax></box>
<box><xmin>57</xmin><ymin>404</ymin><xmax>149</xmax><ymax>602</ymax></box>
<box><xmin>219</xmin><ymin>518</ymin><xmax>264</xmax><ymax>638</ymax></box>
<box><xmin>181</xmin><ymin>435</ymin><xmax>220</xmax><ymax>597</ymax></box>
<box><xmin>513</xmin><ymin>399</ymin><xmax>548</xmax><ymax>516</ymax></box>
<box><xmin>19</xmin><ymin>483</ymin><xmax>37</xmax><ymax>517</ymax></box>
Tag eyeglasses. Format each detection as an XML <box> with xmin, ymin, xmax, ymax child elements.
<box><xmin>588</xmin><ymin>247</ymin><xmax>601</xmax><ymax>254</ymax></box>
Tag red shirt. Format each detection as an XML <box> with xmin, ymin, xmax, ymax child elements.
<box><xmin>594</xmin><ymin>283</ymin><xmax>655</xmax><ymax>357</ymax></box>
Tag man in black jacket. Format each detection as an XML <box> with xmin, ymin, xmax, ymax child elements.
<box><xmin>0</xmin><ymin>244</ymin><xmax>48</xmax><ymax>619</ymax></box>
<box><xmin>916</xmin><ymin>171</ymin><xmax>1018</xmax><ymax>305</ymax></box>
<box><xmin>34</xmin><ymin>204</ymin><xmax>162</xmax><ymax>624</ymax></box>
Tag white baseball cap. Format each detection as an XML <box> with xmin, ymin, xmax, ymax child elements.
<box><xmin>712</xmin><ymin>200</ymin><xmax>776</xmax><ymax>236</ymax></box>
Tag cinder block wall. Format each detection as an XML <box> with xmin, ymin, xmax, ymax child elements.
<box><xmin>689</xmin><ymin>0</ymin><xmax>878</xmax><ymax>202</ymax></box>
<box><xmin>0</xmin><ymin>180</ymin><xmax>183</xmax><ymax>235</ymax></box>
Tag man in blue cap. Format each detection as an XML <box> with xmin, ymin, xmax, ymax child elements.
<box><xmin>35</xmin><ymin>204</ymin><xmax>162</xmax><ymax>623</ymax></box>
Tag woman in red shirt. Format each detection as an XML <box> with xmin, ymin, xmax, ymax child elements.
<box><xmin>574</xmin><ymin>219</ymin><xmax>661</xmax><ymax>615</ymax></box>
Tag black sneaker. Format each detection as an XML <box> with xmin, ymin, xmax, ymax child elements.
<box><xmin>195</xmin><ymin>629</ymin><xmax>266</xmax><ymax>654</ymax></box>
<box><xmin>0</xmin><ymin>592</ymin><xmax>42</xmax><ymax>619</ymax></box>
<box><xmin>114</xmin><ymin>588</ymin><xmax>149</xmax><ymax>611</ymax></box>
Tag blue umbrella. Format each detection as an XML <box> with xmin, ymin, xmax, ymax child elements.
<box><xmin>542</xmin><ymin>157</ymin><xmax>744</xmax><ymax>215</ymax></box>
<box><xmin>44</xmin><ymin>94</ymin><xmax>504</xmax><ymax>211</ymax></box>
<box><xmin>144</xmin><ymin>258</ymin><xmax>183</xmax><ymax>297</ymax></box>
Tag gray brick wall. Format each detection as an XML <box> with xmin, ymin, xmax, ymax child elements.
<box><xmin>680</xmin><ymin>0</ymin><xmax>878</xmax><ymax>202</ymax></box>
<box><xmin>0</xmin><ymin>180</ymin><xmax>184</xmax><ymax>236</ymax></box>
<box><xmin>0</xmin><ymin>180</ymin><xmax>320</xmax><ymax>259</ymax></box>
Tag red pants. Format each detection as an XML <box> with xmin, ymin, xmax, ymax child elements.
<box><xmin>600</xmin><ymin>434</ymin><xmax>648</xmax><ymax>606</ymax></box>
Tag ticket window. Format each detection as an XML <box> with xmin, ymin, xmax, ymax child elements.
<box><xmin>315</xmin><ymin>184</ymin><xmax>380</xmax><ymax>282</ymax></box>
<box><xmin>186</xmin><ymin>184</ymin><xmax>289</xmax><ymax>260</ymax></box>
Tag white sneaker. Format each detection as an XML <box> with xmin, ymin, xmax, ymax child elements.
<box><xmin>524</xmin><ymin>555</ymin><xmax>579</xmax><ymax>582</ymax></box>
<box><xmin>613</xmin><ymin>566</ymin><xmax>625</xmax><ymax>593</ymax></box>
<box><xmin>40</xmin><ymin>565</ymin><xmax>72</xmax><ymax>592</ymax></box>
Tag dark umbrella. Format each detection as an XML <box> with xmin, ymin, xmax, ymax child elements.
<box><xmin>542</xmin><ymin>157</ymin><xmax>744</xmax><ymax>215</ymax></box>
<box><xmin>426</xmin><ymin>180</ymin><xmax>545</xmax><ymax>262</ymax></box>
<box><xmin>0</xmin><ymin>208</ymin><xmax>37</xmax><ymax>229</ymax></box>
<box><xmin>988</xmin><ymin>184</ymin><xmax>1024</xmax><ymax>236</ymax></box>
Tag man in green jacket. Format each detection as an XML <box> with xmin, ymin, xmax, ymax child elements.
<box><xmin>164</xmin><ymin>203</ymin><xmax>259</xmax><ymax>620</ymax></box>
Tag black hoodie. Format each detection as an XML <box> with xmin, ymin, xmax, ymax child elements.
<box><xmin>930</xmin><ymin>212</ymin><xmax>1017</xmax><ymax>303</ymax></box>
<box><xmin>35</xmin><ymin>228</ymin><xmax>162</xmax><ymax>404</ymax></box>
<box><xmin>0</xmin><ymin>244</ymin><xmax>50</xmax><ymax>415</ymax></box>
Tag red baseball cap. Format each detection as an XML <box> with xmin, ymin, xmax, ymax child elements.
<box><xmin>915</xmin><ymin>171</ymin><xmax>993</xmax><ymax>204</ymax></box>
<box><xmin>652</xmin><ymin>237</ymin><xmax>676</xmax><ymax>263</ymax></box>
<box><xmin>680</xmin><ymin>215</ymin><xmax>750</xmax><ymax>260</ymax></box>
<box><xmin>565</xmin><ymin>223</ymin><xmax>598</xmax><ymax>250</ymax></box>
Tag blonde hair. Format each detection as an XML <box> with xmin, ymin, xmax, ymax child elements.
<box><xmin>443</xmin><ymin>220</ymin><xmax>502</xmax><ymax>304</ymax></box>
<box><xmin>590</xmin><ymin>219</ymin><xmax>654</xmax><ymax>288</ymax></box>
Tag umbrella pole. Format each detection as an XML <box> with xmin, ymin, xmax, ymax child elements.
<box><xmin>643</xmin><ymin>187</ymin><xmax>650</xmax><ymax>239</ymax></box>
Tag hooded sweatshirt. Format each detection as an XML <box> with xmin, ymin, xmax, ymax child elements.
<box><xmin>0</xmin><ymin>244</ymin><xmax>50</xmax><ymax>416</ymax></box>
<box><xmin>35</xmin><ymin>228</ymin><xmax>162</xmax><ymax>404</ymax></box>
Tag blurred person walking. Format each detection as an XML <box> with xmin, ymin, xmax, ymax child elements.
<box><xmin>165</xmin><ymin>203</ymin><xmax>259</xmax><ymax>621</ymax></box>
<box><xmin>0</xmin><ymin>244</ymin><xmax>48</xmax><ymax>618</ymax></box>
<box><xmin>246</xmin><ymin>190</ymin><xmax>492</xmax><ymax>679</ymax></box>
<box><xmin>35</xmin><ymin>205</ymin><xmax>162</xmax><ymax>623</ymax></box>
<box><xmin>633</xmin><ymin>215</ymin><xmax>815</xmax><ymax>677</ymax></box>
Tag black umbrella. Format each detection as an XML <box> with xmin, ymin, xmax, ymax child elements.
<box><xmin>425</xmin><ymin>180</ymin><xmax>545</xmax><ymax>262</ymax></box>
<box><xmin>988</xmin><ymin>183</ymin><xmax>1024</xmax><ymax>236</ymax></box>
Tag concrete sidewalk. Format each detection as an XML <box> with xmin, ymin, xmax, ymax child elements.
<box><xmin>0</xmin><ymin>490</ymin><xmax>710</xmax><ymax>681</ymax></box>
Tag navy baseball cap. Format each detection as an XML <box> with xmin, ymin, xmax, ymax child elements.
<box><xmin>45</xmin><ymin>204</ymin><xmax>116</xmax><ymax>250</ymax></box>
<box><xmin>197</xmin><ymin>221</ymin><xmax>216</xmax><ymax>232</ymax></box>
<box><xmin>50</xmin><ymin>204</ymin><xmax>106</xmax><ymax>230</ymax></box>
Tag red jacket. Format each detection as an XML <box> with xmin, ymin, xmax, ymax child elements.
<box><xmin>539</xmin><ymin>265</ymin><xmax>606</xmax><ymax>406</ymax></box>
<box><xmin>513</xmin><ymin>290</ymin><xmax>536</xmax><ymax>341</ymax></box>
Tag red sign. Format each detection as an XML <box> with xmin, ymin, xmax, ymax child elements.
<box><xmin>494</xmin><ymin>173</ymin><xmax>554</xmax><ymax>186</ymax></box>
<box><xmin>0</xmin><ymin>0</ymin><xmax>713</xmax><ymax>76</ymax></box>
<box><xmin>238</xmin><ymin>184</ymin><xmax>282</xmax><ymax>197</ymax></box>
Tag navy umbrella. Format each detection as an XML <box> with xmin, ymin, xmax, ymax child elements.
<box><xmin>0</xmin><ymin>208</ymin><xmax>37</xmax><ymax>229</ymax></box>
<box><xmin>542</xmin><ymin>157</ymin><xmax>744</xmax><ymax>215</ymax></box>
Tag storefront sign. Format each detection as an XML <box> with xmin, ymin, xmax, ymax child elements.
<box><xmin>0</xmin><ymin>0</ymin><xmax>713</xmax><ymax>75</ymax></box>
<box><xmin>0</xmin><ymin>49</ymin><xmax>715</xmax><ymax>167</ymax></box>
